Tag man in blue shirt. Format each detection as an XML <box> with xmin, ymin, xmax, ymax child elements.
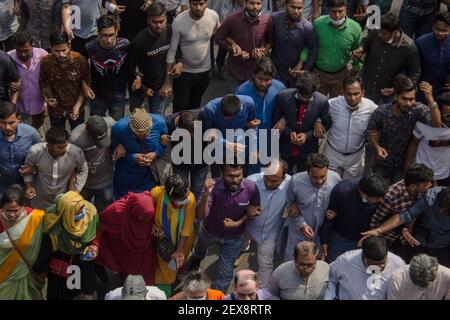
<box><xmin>111</xmin><ymin>108</ymin><xmax>167</xmax><ymax>199</ymax></box>
<box><xmin>236</xmin><ymin>57</ymin><xmax>285</xmax><ymax>175</ymax></box>
<box><xmin>319</xmin><ymin>174</ymin><xmax>388</xmax><ymax>263</ymax></box>
<box><xmin>0</xmin><ymin>101</ymin><xmax>41</xmax><ymax>197</ymax></box>
<box><xmin>201</xmin><ymin>94</ymin><xmax>257</xmax><ymax>176</ymax></box>
<box><xmin>415</xmin><ymin>11</ymin><xmax>450</xmax><ymax>103</ymax></box>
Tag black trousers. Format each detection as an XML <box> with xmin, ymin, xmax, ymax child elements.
<box><xmin>172</xmin><ymin>71</ymin><xmax>210</xmax><ymax>112</ymax></box>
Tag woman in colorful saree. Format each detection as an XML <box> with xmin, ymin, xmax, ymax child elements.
<box><xmin>0</xmin><ymin>185</ymin><xmax>45</xmax><ymax>300</ymax></box>
<box><xmin>37</xmin><ymin>191</ymin><xmax>99</xmax><ymax>300</ymax></box>
<box><xmin>95</xmin><ymin>191</ymin><xmax>157</xmax><ymax>285</ymax></box>
<box><xmin>151</xmin><ymin>174</ymin><xmax>196</xmax><ymax>296</ymax></box>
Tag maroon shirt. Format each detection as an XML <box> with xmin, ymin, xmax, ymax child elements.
<box><xmin>215</xmin><ymin>10</ymin><xmax>273</xmax><ymax>81</ymax></box>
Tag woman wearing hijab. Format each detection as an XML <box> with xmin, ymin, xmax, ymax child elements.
<box><xmin>0</xmin><ymin>185</ymin><xmax>45</xmax><ymax>300</ymax></box>
<box><xmin>94</xmin><ymin>191</ymin><xmax>157</xmax><ymax>285</ymax></box>
<box><xmin>151</xmin><ymin>174</ymin><xmax>196</xmax><ymax>296</ymax></box>
<box><xmin>36</xmin><ymin>191</ymin><xmax>98</xmax><ymax>300</ymax></box>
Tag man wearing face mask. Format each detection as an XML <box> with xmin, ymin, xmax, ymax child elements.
<box><xmin>356</xmin><ymin>13</ymin><xmax>421</xmax><ymax>105</ymax></box>
<box><xmin>313</xmin><ymin>0</ymin><xmax>362</xmax><ymax>98</ymax></box>
<box><xmin>272</xmin><ymin>71</ymin><xmax>329</xmax><ymax>174</ymax></box>
<box><xmin>369</xmin><ymin>164</ymin><xmax>434</xmax><ymax>262</ymax></box>
<box><xmin>215</xmin><ymin>0</ymin><xmax>273</xmax><ymax>91</ymax></box>
<box><xmin>317</xmin><ymin>76</ymin><xmax>378</xmax><ymax>178</ymax></box>
<box><xmin>319</xmin><ymin>174</ymin><xmax>388</xmax><ymax>263</ymax></box>
<box><xmin>367</xmin><ymin>75</ymin><xmax>441</xmax><ymax>185</ymax></box>
<box><xmin>186</xmin><ymin>164</ymin><xmax>260</xmax><ymax>293</ymax></box>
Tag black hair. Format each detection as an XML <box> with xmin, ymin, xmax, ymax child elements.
<box><xmin>49</xmin><ymin>31</ymin><xmax>70</xmax><ymax>47</ymax></box>
<box><xmin>393</xmin><ymin>75</ymin><xmax>416</xmax><ymax>95</ymax></box>
<box><xmin>45</xmin><ymin>127</ymin><xmax>69</xmax><ymax>145</ymax></box>
<box><xmin>147</xmin><ymin>2</ymin><xmax>167</xmax><ymax>17</ymax></box>
<box><xmin>328</xmin><ymin>0</ymin><xmax>347</xmax><ymax>9</ymax></box>
<box><xmin>404</xmin><ymin>164</ymin><xmax>434</xmax><ymax>186</ymax></box>
<box><xmin>220</xmin><ymin>94</ymin><xmax>241</xmax><ymax>117</ymax></box>
<box><xmin>380</xmin><ymin>13</ymin><xmax>399</xmax><ymax>32</ymax></box>
<box><xmin>305</xmin><ymin>153</ymin><xmax>329</xmax><ymax>171</ymax></box>
<box><xmin>436</xmin><ymin>188</ymin><xmax>450</xmax><ymax>216</ymax></box>
<box><xmin>438</xmin><ymin>92</ymin><xmax>450</xmax><ymax>111</ymax></box>
<box><xmin>165</xmin><ymin>174</ymin><xmax>189</xmax><ymax>199</ymax></box>
<box><xmin>221</xmin><ymin>163</ymin><xmax>245</xmax><ymax>172</ymax></box>
<box><xmin>254</xmin><ymin>57</ymin><xmax>277</xmax><ymax>78</ymax></box>
<box><xmin>1</xmin><ymin>184</ymin><xmax>26</xmax><ymax>207</ymax></box>
<box><xmin>97</xmin><ymin>14</ymin><xmax>118</xmax><ymax>33</ymax></box>
<box><xmin>434</xmin><ymin>11</ymin><xmax>450</xmax><ymax>26</ymax></box>
<box><xmin>12</xmin><ymin>31</ymin><xmax>34</xmax><ymax>47</ymax></box>
<box><xmin>343</xmin><ymin>74</ymin><xmax>364</xmax><ymax>91</ymax></box>
<box><xmin>177</xmin><ymin>111</ymin><xmax>197</xmax><ymax>132</ymax></box>
<box><xmin>362</xmin><ymin>236</ymin><xmax>387</xmax><ymax>261</ymax></box>
<box><xmin>359</xmin><ymin>175</ymin><xmax>388</xmax><ymax>198</ymax></box>
<box><xmin>296</xmin><ymin>71</ymin><xmax>320</xmax><ymax>96</ymax></box>
<box><xmin>0</xmin><ymin>101</ymin><xmax>18</xmax><ymax>119</ymax></box>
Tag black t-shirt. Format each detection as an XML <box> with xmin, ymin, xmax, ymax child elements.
<box><xmin>115</xmin><ymin>0</ymin><xmax>147</xmax><ymax>41</ymax></box>
<box><xmin>166</xmin><ymin>108</ymin><xmax>208</xmax><ymax>170</ymax></box>
<box><xmin>85</xmin><ymin>38</ymin><xmax>130</xmax><ymax>95</ymax></box>
<box><xmin>0</xmin><ymin>50</ymin><xmax>20</xmax><ymax>101</ymax></box>
<box><xmin>128</xmin><ymin>26</ymin><xmax>173</xmax><ymax>91</ymax></box>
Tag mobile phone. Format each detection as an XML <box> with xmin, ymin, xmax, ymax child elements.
<box><xmin>168</xmin><ymin>258</ymin><xmax>177</xmax><ymax>271</ymax></box>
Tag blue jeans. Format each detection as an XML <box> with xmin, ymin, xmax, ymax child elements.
<box><xmin>326</xmin><ymin>230</ymin><xmax>359</xmax><ymax>263</ymax></box>
<box><xmin>190</xmin><ymin>223</ymin><xmax>244</xmax><ymax>293</ymax></box>
<box><xmin>90</xmin><ymin>91</ymin><xmax>126</xmax><ymax>121</ymax></box>
<box><xmin>129</xmin><ymin>88</ymin><xmax>166</xmax><ymax>116</ymax></box>
<box><xmin>172</xmin><ymin>166</ymin><xmax>208</xmax><ymax>200</ymax></box>
<box><xmin>399</xmin><ymin>6</ymin><xmax>436</xmax><ymax>39</ymax></box>
<box><xmin>80</xmin><ymin>184</ymin><xmax>114</xmax><ymax>213</ymax></box>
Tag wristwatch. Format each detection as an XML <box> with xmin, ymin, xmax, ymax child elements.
<box><xmin>429</xmin><ymin>102</ymin><xmax>438</xmax><ymax>110</ymax></box>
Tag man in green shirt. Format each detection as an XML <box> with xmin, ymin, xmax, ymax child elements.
<box><xmin>313</xmin><ymin>0</ymin><xmax>362</xmax><ymax>98</ymax></box>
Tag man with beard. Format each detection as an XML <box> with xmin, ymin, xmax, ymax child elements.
<box><xmin>166</xmin><ymin>0</ymin><xmax>220</xmax><ymax>112</ymax></box>
<box><xmin>186</xmin><ymin>164</ymin><xmax>260</xmax><ymax>293</ymax></box>
<box><xmin>128</xmin><ymin>2</ymin><xmax>183</xmax><ymax>115</ymax></box>
<box><xmin>0</xmin><ymin>101</ymin><xmax>40</xmax><ymax>198</ymax></box>
<box><xmin>236</xmin><ymin>57</ymin><xmax>285</xmax><ymax>175</ymax></box>
<box><xmin>367</xmin><ymin>75</ymin><xmax>441</xmax><ymax>185</ymax></box>
<box><xmin>271</xmin><ymin>0</ymin><xmax>317</xmax><ymax>88</ymax></box>
<box><xmin>415</xmin><ymin>11</ymin><xmax>450</xmax><ymax>104</ymax></box>
<box><xmin>215</xmin><ymin>0</ymin><xmax>273</xmax><ymax>91</ymax></box>
<box><xmin>7</xmin><ymin>31</ymin><xmax>48</xmax><ymax>131</ymax></box>
<box><xmin>39</xmin><ymin>31</ymin><xmax>91</xmax><ymax>130</ymax></box>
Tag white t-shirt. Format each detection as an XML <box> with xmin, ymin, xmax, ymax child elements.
<box><xmin>166</xmin><ymin>8</ymin><xmax>220</xmax><ymax>73</ymax></box>
<box><xmin>413</xmin><ymin>122</ymin><xmax>450</xmax><ymax>180</ymax></box>
<box><xmin>104</xmin><ymin>286</ymin><xmax>167</xmax><ymax>300</ymax></box>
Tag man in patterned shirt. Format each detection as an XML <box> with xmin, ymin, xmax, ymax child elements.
<box><xmin>39</xmin><ymin>31</ymin><xmax>91</xmax><ymax>130</ymax></box>
<box><xmin>369</xmin><ymin>164</ymin><xmax>434</xmax><ymax>262</ymax></box>
<box><xmin>367</xmin><ymin>75</ymin><xmax>440</xmax><ymax>185</ymax></box>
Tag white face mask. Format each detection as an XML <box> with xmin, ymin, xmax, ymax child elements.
<box><xmin>361</xmin><ymin>196</ymin><xmax>368</xmax><ymax>203</ymax></box>
<box><xmin>385</xmin><ymin>37</ymin><xmax>394</xmax><ymax>45</ymax></box>
<box><xmin>329</xmin><ymin>16</ymin><xmax>346</xmax><ymax>26</ymax></box>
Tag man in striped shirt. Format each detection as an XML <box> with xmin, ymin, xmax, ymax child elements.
<box><xmin>369</xmin><ymin>164</ymin><xmax>434</xmax><ymax>261</ymax></box>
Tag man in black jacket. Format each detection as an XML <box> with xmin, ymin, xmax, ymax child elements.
<box><xmin>272</xmin><ymin>71</ymin><xmax>329</xmax><ymax>173</ymax></box>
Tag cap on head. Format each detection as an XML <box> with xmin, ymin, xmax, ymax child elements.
<box><xmin>86</xmin><ymin>116</ymin><xmax>110</xmax><ymax>148</ymax></box>
<box><xmin>122</xmin><ymin>275</ymin><xmax>147</xmax><ymax>300</ymax></box>
<box><xmin>130</xmin><ymin>108</ymin><xmax>153</xmax><ymax>136</ymax></box>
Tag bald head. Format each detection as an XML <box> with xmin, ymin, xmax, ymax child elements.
<box><xmin>233</xmin><ymin>270</ymin><xmax>259</xmax><ymax>300</ymax></box>
<box><xmin>263</xmin><ymin>159</ymin><xmax>288</xmax><ymax>190</ymax></box>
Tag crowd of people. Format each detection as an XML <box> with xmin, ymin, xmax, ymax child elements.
<box><xmin>1</xmin><ymin>0</ymin><xmax>450</xmax><ymax>300</ymax></box>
